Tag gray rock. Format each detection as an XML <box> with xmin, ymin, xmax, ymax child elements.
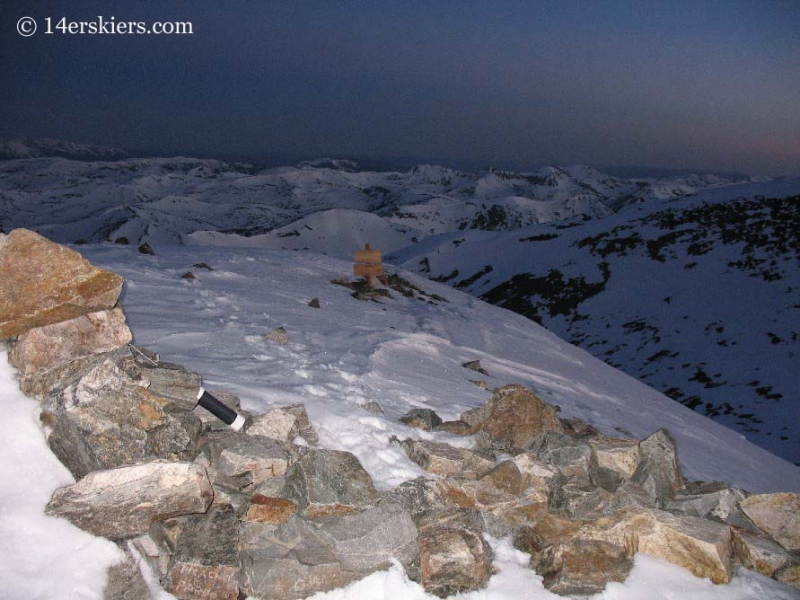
<box><xmin>246</xmin><ymin>403</ymin><xmax>319</xmax><ymax>444</ymax></box>
<box><xmin>359</xmin><ymin>401</ymin><xmax>385</xmax><ymax>415</ymax></box>
<box><xmin>548</xmin><ymin>483</ymin><xmax>613</xmax><ymax>518</ymax></box>
<box><xmin>417</xmin><ymin>508</ymin><xmax>493</xmax><ymax>598</ymax></box>
<box><xmin>739</xmin><ymin>493</ymin><xmax>800</xmax><ymax>551</ymax></box>
<box><xmin>536</xmin><ymin>539</ymin><xmax>633</xmax><ymax>596</ymax></box>
<box><xmin>265</xmin><ymin>326</ymin><xmax>289</xmax><ymax>345</ymax></box>
<box><xmin>631</xmin><ymin>429</ymin><xmax>684</xmax><ymax>507</ymax></box>
<box><xmin>400</xmin><ymin>408</ymin><xmax>443</xmax><ymax>431</ymax></box>
<box><xmin>665</xmin><ymin>481</ymin><xmax>753</xmax><ymax>527</ymax></box>
<box><xmin>44</xmin><ymin>353</ymin><xmax>202</xmax><ymax>479</ymax></box>
<box><xmin>528</xmin><ymin>431</ymin><xmax>593</xmax><ymax>488</ymax></box>
<box><xmin>165</xmin><ymin>505</ymin><xmax>240</xmax><ymax>600</ymax></box>
<box><xmin>239</xmin><ymin>503</ymin><xmax>417</xmax><ymax>600</ymax></box>
<box><xmin>204</xmin><ymin>430</ymin><xmax>293</xmax><ymax>491</ymax></box>
<box><xmin>139</xmin><ymin>361</ymin><xmax>202</xmax><ymax>412</ymax></box>
<box><xmin>461</xmin><ymin>359</ymin><xmax>489</xmax><ymax>376</ymax></box>
<box><xmin>46</xmin><ymin>461</ymin><xmax>213</xmax><ymax>540</ymax></box>
<box><xmin>732</xmin><ymin>528</ymin><xmax>795</xmax><ymax>578</ymax></box>
<box><xmin>103</xmin><ymin>551</ymin><xmax>151</xmax><ymax>600</ymax></box>
<box><xmin>280</xmin><ymin>449</ymin><xmax>379</xmax><ymax>518</ymax></box>
<box><xmin>381</xmin><ymin>477</ymin><xmax>450</xmax><ymax>520</ymax></box>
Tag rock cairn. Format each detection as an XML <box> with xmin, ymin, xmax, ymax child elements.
<box><xmin>1</xmin><ymin>228</ymin><xmax>798</xmax><ymax>599</ymax></box>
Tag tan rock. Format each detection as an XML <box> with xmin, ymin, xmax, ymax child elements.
<box><xmin>589</xmin><ymin>436</ymin><xmax>641</xmax><ymax>478</ymax></box>
<box><xmin>739</xmin><ymin>493</ymin><xmax>800</xmax><ymax>551</ymax></box>
<box><xmin>776</xmin><ymin>563</ymin><xmax>800</xmax><ymax>589</ymax></box>
<box><xmin>579</xmin><ymin>508</ymin><xmax>733</xmax><ymax>584</ymax></box>
<box><xmin>399</xmin><ymin>439</ymin><xmax>495</xmax><ymax>479</ymax></box>
<box><xmin>9</xmin><ymin>308</ymin><xmax>131</xmax><ymax>379</ymax></box>
<box><xmin>731</xmin><ymin>528</ymin><xmax>794</xmax><ymax>578</ymax></box>
<box><xmin>0</xmin><ymin>229</ymin><xmax>123</xmax><ymax>340</ymax></box>
<box><xmin>536</xmin><ymin>539</ymin><xmax>633</xmax><ymax>595</ymax></box>
<box><xmin>245</xmin><ymin>495</ymin><xmax>298</xmax><ymax>525</ymax></box>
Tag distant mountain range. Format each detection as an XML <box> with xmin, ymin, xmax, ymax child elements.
<box><xmin>0</xmin><ymin>138</ymin><xmax>129</xmax><ymax>161</ymax></box>
<box><xmin>1</xmin><ymin>147</ymin><xmax>796</xmax><ymax>464</ymax></box>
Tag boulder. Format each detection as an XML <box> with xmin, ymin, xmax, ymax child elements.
<box><xmin>731</xmin><ymin>528</ymin><xmax>795</xmax><ymax>578</ymax></box>
<box><xmin>579</xmin><ymin>507</ymin><xmax>733</xmax><ymax>584</ymax></box>
<box><xmin>535</xmin><ymin>539</ymin><xmax>632</xmax><ymax>596</ymax></box>
<box><xmin>397</xmin><ymin>438</ymin><xmax>495</xmax><ymax>479</ymax></box>
<box><xmin>417</xmin><ymin>508</ymin><xmax>493</xmax><ymax>597</ymax></box>
<box><xmin>480</xmin><ymin>460</ymin><xmax>524</xmax><ymax>496</ymax></box>
<box><xmin>528</xmin><ymin>431</ymin><xmax>593</xmax><ymax>487</ymax></box>
<box><xmin>631</xmin><ymin>429</ymin><xmax>684</xmax><ymax>507</ymax></box>
<box><xmin>139</xmin><ymin>360</ymin><xmax>203</xmax><ymax>412</ymax></box>
<box><xmin>239</xmin><ymin>503</ymin><xmax>417</xmax><ymax>600</ymax></box>
<box><xmin>280</xmin><ymin>449</ymin><xmax>380</xmax><ymax>518</ymax></box>
<box><xmin>513</xmin><ymin>513</ymin><xmax>586</xmax><ymax>563</ymax></box>
<box><xmin>44</xmin><ymin>353</ymin><xmax>203</xmax><ymax>479</ymax></box>
<box><xmin>8</xmin><ymin>309</ymin><xmax>131</xmax><ymax>387</ymax></box>
<box><xmin>204</xmin><ymin>431</ymin><xmax>293</xmax><ymax>490</ymax></box>
<box><xmin>164</xmin><ymin>505</ymin><xmax>241</xmax><ymax>600</ymax></box>
<box><xmin>511</xmin><ymin>452</ymin><xmax>559</xmax><ymax>504</ymax></box>
<box><xmin>588</xmin><ymin>436</ymin><xmax>640</xmax><ymax>478</ymax></box>
<box><xmin>466</xmin><ymin>384</ymin><xmax>563</xmax><ymax>451</ymax></box>
<box><xmin>45</xmin><ymin>461</ymin><xmax>213</xmax><ymax>540</ymax></box>
<box><xmin>103</xmin><ymin>551</ymin><xmax>151</xmax><ymax>600</ymax></box>
<box><xmin>665</xmin><ymin>481</ymin><xmax>752</xmax><ymax>527</ymax></box>
<box><xmin>380</xmin><ymin>477</ymin><xmax>451</xmax><ymax>519</ymax></box>
<box><xmin>400</xmin><ymin>408</ymin><xmax>443</xmax><ymax>431</ymax></box>
<box><xmin>246</xmin><ymin>403</ymin><xmax>319</xmax><ymax>444</ymax></box>
<box><xmin>739</xmin><ymin>493</ymin><xmax>800</xmax><ymax>551</ymax></box>
<box><xmin>0</xmin><ymin>229</ymin><xmax>124</xmax><ymax>340</ymax></box>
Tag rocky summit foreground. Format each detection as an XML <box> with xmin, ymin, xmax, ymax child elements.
<box><xmin>1</xmin><ymin>228</ymin><xmax>799</xmax><ymax>599</ymax></box>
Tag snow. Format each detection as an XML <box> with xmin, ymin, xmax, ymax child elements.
<box><xmin>1</xmin><ymin>242</ymin><xmax>799</xmax><ymax>599</ymax></box>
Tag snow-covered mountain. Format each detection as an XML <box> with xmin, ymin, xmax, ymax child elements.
<box><xmin>392</xmin><ymin>178</ymin><xmax>800</xmax><ymax>464</ymax></box>
<box><xmin>0</xmin><ymin>138</ymin><xmax>129</xmax><ymax>161</ymax></box>
<box><xmin>1</xmin><ymin>152</ymin><xmax>795</xmax><ymax>466</ymax></box>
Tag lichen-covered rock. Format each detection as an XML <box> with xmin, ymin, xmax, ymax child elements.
<box><xmin>45</xmin><ymin>461</ymin><xmax>213</xmax><ymax>540</ymax></box>
<box><xmin>247</xmin><ymin>403</ymin><xmax>319</xmax><ymax>444</ymax></box>
<box><xmin>280</xmin><ymin>449</ymin><xmax>379</xmax><ymax>518</ymax></box>
<box><xmin>466</xmin><ymin>384</ymin><xmax>563</xmax><ymax>451</ymax></box>
<box><xmin>0</xmin><ymin>229</ymin><xmax>124</xmax><ymax>340</ymax></box>
<box><xmin>164</xmin><ymin>505</ymin><xmax>241</xmax><ymax>600</ymax></box>
<box><xmin>417</xmin><ymin>508</ymin><xmax>493</xmax><ymax>597</ymax></box>
<box><xmin>400</xmin><ymin>408</ymin><xmax>443</xmax><ymax>431</ymax></box>
<box><xmin>536</xmin><ymin>539</ymin><xmax>633</xmax><ymax>596</ymax></box>
<box><xmin>739</xmin><ymin>493</ymin><xmax>800</xmax><ymax>551</ymax></box>
<box><xmin>8</xmin><ymin>309</ymin><xmax>132</xmax><ymax>389</ymax></box>
<box><xmin>244</xmin><ymin>495</ymin><xmax>299</xmax><ymax>525</ymax></box>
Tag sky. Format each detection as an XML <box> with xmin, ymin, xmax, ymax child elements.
<box><xmin>2</xmin><ymin>0</ymin><xmax>799</xmax><ymax>175</ymax></box>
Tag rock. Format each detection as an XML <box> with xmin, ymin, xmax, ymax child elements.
<box><xmin>205</xmin><ymin>431</ymin><xmax>292</xmax><ymax>490</ymax></box>
<box><xmin>103</xmin><ymin>551</ymin><xmax>151</xmax><ymax>600</ymax></box>
<box><xmin>400</xmin><ymin>408</ymin><xmax>443</xmax><ymax>431</ymax></box>
<box><xmin>193</xmin><ymin>389</ymin><xmax>242</xmax><ymax>431</ymax></box>
<box><xmin>549</xmin><ymin>483</ymin><xmax>613</xmax><ymax>519</ymax></box>
<box><xmin>732</xmin><ymin>528</ymin><xmax>795</xmax><ymax>578</ymax></box>
<box><xmin>511</xmin><ymin>452</ymin><xmax>559</xmax><ymax>503</ymax></box>
<box><xmin>561</xmin><ymin>417</ymin><xmax>600</xmax><ymax>438</ymax></box>
<box><xmin>528</xmin><ymin>431</ymin><xmax>593</xmax><ymax>487</ymax></box>
<box><xmin>588</xmin><ymin>436</ymin><xmax>640</xmax><ymax>478</ymax></box>
<box><xmin>513</xmin><ymin>514</ymin><xmax>586</xmax><ymax>563</ymax></box>
<box><xmin>138</xmin><ymin>243</ymin><xmax>154</xmax><ymax>255</ymax></box>
<box><xmin>140</xmin><ymin>360</ymin><xmax>203</xmax><ymax>412</ymax></box>
<box><xmin>739</xmin><ymin>493</ymin><xmax>800</xmax><ymax>551</ymax></box>
<box><xmin>239</xmin><ymin>503</ymin><xmax>417</xmax><ymax>600</ymax></box>
<box><xmin>536</xmin><ymin>539</ymin><xmax>633</xmax><ymax>596</ymax></box>
<box><xmin>265</xmin><ymin>326</ymin><xmax>289</xmax><ymax>345</ymax></box>
<box><xmin>0</xmin><ymin>229</ymin><xmax>124</xmax><ymax>340</ymax></box>
<box><xmin>8</xmin><ymin>309</ymin><xmax>131</xmax><ymax>383</ymax></box>
<box><xmin>454</xmin><ymin>479</ymin><xmax>520</xmax><ymax>513</ymax></box>
<box><xmin>417</xmin><ymin>508</ymin><xmax>493</xmax><ymax>597</ymax></box>
<box><xmin>180</xmin><ymin>271</ymin><xmax>196</xmax><ymax>280</ymax></box>
<box><xmin>580</xmin><ymin>507</ymin><xmax>733</xmax><ymax>584</ymax></box>
<box><xmin>480</xmin><ymin>460</ymin><xmax>524</xmax><ymax>496</ymax></box>
<box><xmin>775</xmin><ymin>563</ymin><xmax>800</xmax><ymax>589</ymax></box>
<box><xmin>665</xmin><ymin>481</ymin><xmax>752</xmax><ymax>527</ymax></box>
<box><xmin>280</xmin><ymin>449</ymin><xmax>380</xmax><ymax>518</ymax></box>
<box><xmin>631</xmin><ymin>429</ymin><xmax>684</xmax><ymax>507</ymax></box>
<box><xmin>164</xmin><ymin>505</ymin><xmax>241</xmax><ymax>600</ymax></box>
<box><xmin>247</xmin><ymin>403</ymin><xmax>319</xmax><ymax>444</ymax></box>
<box><xmin>45</xmin><ymin>353</ymin><xmax>203</xmax><ymax>479</ymax></box>
<box><xmin>308</xmin><ymin>297</ymin><xmax>321</xmax><ymax>308</ymax></box>
<box><xmin>45</xmin><ymin>461</ymin><xmax>213</xmax><ymax>540</ymax></box>
<box><xmin>244</xmin><ymin>495</ymin><xmax>299</xmax><ymax>525</ymax></box>
<box><xmin>397</xmin><ymin>438</ymin><xmax>495</xmax><ymax>479</ymax></box>
<box><xmin>461</xmin><ymin>359</ymin><xmax>488</xmax><ymax>376</ymax></box>
<box><xmin>359</xmin><ymin>401</ymin><xmax>385</xmax><ymax>415</ymax></box>
<box><xmin>433</xmin><ymin>420</ymin><xmax>472</xmax><ymax>435</ymax></box>
<box><xmin>381</xmin><ymin>477</ymin><xmax>451</xmax><ymax>519</ymax></box>
<box><xmin>468</xmin><ymin>384</ymin><xmax>564</xmax><ymax>451</ymax></box>
<box><xmin>470</xmin><ymin>379</ymin><xmax>488</xmax><ymax>389</ymax></box>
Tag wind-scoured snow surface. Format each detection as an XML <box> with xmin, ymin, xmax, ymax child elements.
<box><xmin>2</xmin><ymin>243</ymin><xmax>798</xmax><ymax>599</ymax></box>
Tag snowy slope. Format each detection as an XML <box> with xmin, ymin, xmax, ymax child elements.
<box><xmin>2</xmin><ymin>242</ymin><xmax>799</xmax><ymax>600</ymax></box>
<box><xmin>392</xmin><ymin>178</ymin><xmax>800</xmax><ymax>464</ymax></box>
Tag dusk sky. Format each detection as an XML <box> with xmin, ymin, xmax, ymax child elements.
<box><xmin>2</xmin><ymin>0</ymin><xmax>799</xmax><ymax>175</ymax></box>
